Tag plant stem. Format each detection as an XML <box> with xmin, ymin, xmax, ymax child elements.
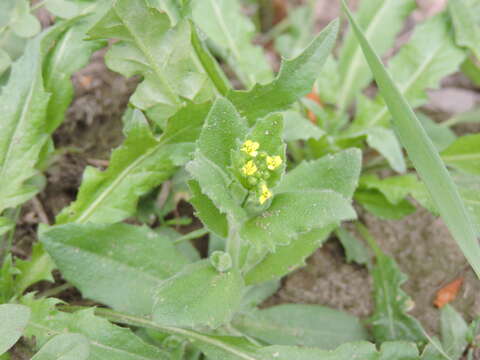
<box><xmin>173</xmin><ymin>228</ymin><xmax>209</xmax><ymax>244</ymax></box>
<box><xmin>226</xmin><ymin>222</ymin><xmax>241</xmax><ymax>268</ymax></box>
<box><xmin>1</xmin><ymin>207</ymin><xmax>21</xmax><ymax>265</ymax></box>
<box><xmin>36</xmin><ymin>283</ymin><xmax>72</xmax><ymax>298</ymax></box>
<box><xmin>356</xmin><ymin>221</ymin><xmax>382</xmax><ymax>259</ymax></box>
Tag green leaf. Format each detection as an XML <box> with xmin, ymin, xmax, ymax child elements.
<box><xmin>43</xmin><ymin>14</ymin><xmax>106</xmax><ymax>133</ymax></box>
<box><xmin>366</xmin><ymin>127</ymin><xmax>406</xmax><ymax>173</ymax></box>
<box><xmin>244</xmin><ymin>226</ymin><xmax>334</xmax><ymax>285</ymax></box>
<box><xmin>283</xmin><ymin>111</ymin><xmax>325</xmax><ymax>142</ymax></box>
<box><xmin>191</xmin><ymin>0</ymin><xmax>273</xmax><ymax>87</ymax></box>
<box><xmin>352</xmin><ymin>13</ymin><xmax>466</xmax><ymax>130</ymax></box>
<box><xmin>275</xmin><ymin>4</ymin><xmax>316</xmax><ymax>58</ymax></box>
<box><xmin>0</xmin><ymin>37</ymin><xmax>49</xmax><ymax>212</ymax></box>
<box><xmin>234</xmin><ymin>304</ymin><xmax>367</xmax><ymax>349</ymax></box>
<box><xmin>276</xmin><ymin>149</ymin><xmax>362</xmax><ymax>198</ymax></box>
<box><xmin>22</xmin><ymin>296</ymin><xmax>170</xmax><ymax>359</ymax></box>
<box><xmin>57</xmin><ymin>104</ymin><xmax>209</xmax><ymax>224</ymax></box>
<box><xmin>15</xmin><ymin>243</ymin><xmax>55</xmax><ymax>295</ymax></box>
<box><xmin>343</xmin><ymin>1</ymin><xmax>480</xmax><ymax>279</ymax></box>
<box><xmin>45</xmin><ymin>0</ymin><xmax>80</xmax><ymax>19</ymax></box>
<box><xmin>0</xmin><ymin>49</ymin><xmax>11</xmax><ymax>77</ymax></box>
<box><xmin>153</xmin><ymin>260</ymin><xmax>244</xmax><ymax>328</ymax></box>
<box><xmin>418</xmin><ymin>113</ymin><xmax>456</xmax><ymax>152</ymax></box>
<box><xmin>188</xmin><ymin>180</ymin><xmax>228</xmax><ymax>238</ymax></box>
<box><xmin>31</xmin><ymin>334</ymin><xmax>90</xmax><ymax>360</ymax></box>
<box><xmin>441</xmin><ymin>305</ymin><xmax>468</xmax><ymax>359</ymax></box>
<box><xmin>88</xmin><ymin>0</ymin><xmax>215</xmax><ymax>124</ymax></box>
<box><xmin>240</xmin><ymin>280</ymin><xmax>280</xmax><ymax>310</ymax></box>
<box><xmin>65</xmin><ymin>307</ymin><xmax>425</xmax><ymax>360</ymax></box>
<box><xmin>335</xmin><ymin>227</ymin><xmax>370</xmax><ymax>265</ymax></box>
<box><xmin>0</xmin><ymin>255</ymin><xmax>19</xmax><ymax>303</ymax></box>
<box><xmin>186</xmin><ymin>98</ymin><xmax>247</xmax><ymax>223</ymax></box>
<box><xmin>41</xmin><ymin>223</ymin><xmax>189</xmax><ymax>316</ymax></box>
<box><xmin>11</xmin><ymin>13</ymin><xmax>41</xmax><ymax>38</ymax></box>
<box><xmin>0</xmin><ymin>217</ymin><xmax>13</xmax><ymax>237</ymax></box>
<box><xmin>441</xmin><ymin>134</ymin><xmax>480</xmax><ymax>175</ymax></box>
<box><xmin>337</xmin><ymin>0</ymin><xmax>416</xmax><ymax>111</ymax></box>
<box><xmin>227</xmin><ymin>19</ymin><xmax>338</xmax><ymax>125</ymax></box>
<box><xmin>196</xmin><ymin>98</ymin><xmax>247</xmax><ymax>171</ymax></box>
<box><xmin>241</xmin><ymin>191</ymin><xmax>356</xmax><ymax>250</ymax></box>
<box><xmin>0</xmin><ymin>304</ymin><xmax>30</xmax><ymax>355</ymax></box>
<box><xmin>355</xmin><ymin>190</ymin><xmax>416</xmax><ymax>220</ymax></box>
<box><xmin>359</xmin><ymin>174</ymin><xmax>436</xmax><ymax>214</ymax></box>
<box><xmin>366</xmin><ymin>236</ymin><xmax>425</xmax><ymax>342</ymax></box>
<box><xmin>449</xmin><ymin>0</ymin><xmax>480</xmax><ymax>59</ymax></box>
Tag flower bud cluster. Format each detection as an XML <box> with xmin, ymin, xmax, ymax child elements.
<box><xmin>239</xmin><ymin>140</ymin><xmax>282</xmax><ymax>204</ymax></box>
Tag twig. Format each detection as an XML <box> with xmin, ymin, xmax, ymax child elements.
<box><xmin>32</xmin><ymin>196</ymin><xmax>50</xmax><ymax>225</ymax></box>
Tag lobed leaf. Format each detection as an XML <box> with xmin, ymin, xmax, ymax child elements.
<box><xmin>57</xmin><ymin>104</ymin><xmax>209</xmax><ymax>224</ymax></box>
<box><xmin>227</xmin><ymin>19</ymin><xmax>338</xmax><ymax>125</ymax></box>
<box><xmin>88</xmin><ymin>0</ymin><xmax>215</xmax><ymax>124</ymax></box>
<box><xmin>368</xmin><ymin>249</ymin><xmax>426</xmax><ymax>343</ymax></box>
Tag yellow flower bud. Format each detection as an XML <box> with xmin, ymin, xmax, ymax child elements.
<box><xmin>266</xmin><ymin>155</ymin><xmax>282</xmax><ymax>170</ymax></box>
<box><xmin>241</xmin><ymin>140</ymin><xmax>260</xmax><ymax>157</ymax></box>
<box><xmin>242</xmin><ymin>160</ymin><xmax>257</xmax><ymax>176</ymax></box>
<box><xmin>259</xmin><ymin>183</ymin><xmax>272</xmax><ymax>204</ymax></box>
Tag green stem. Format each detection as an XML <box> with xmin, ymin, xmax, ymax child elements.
<box><xmin>31</xmin><ymin>0</ymin><xmax>47</xmax><ymax>11</ymax></box>
<box><xmin>355</xmin><ymin>221</ymin><xmax>382</xmax><ymax>259</ymax></box>
<box><xmin>226</xmin><ymin>222</ymin><xmax>241</xmax><ymax>268</ymax></box>
<box><xmin>1</xmin><ymin>207</ymin><xmax>21</xmax><ymax>265</ymax></box>
<box><xmin>173</xmin><ymin>228</ymin><xmax>209</xmax><ymax>244</ymax></box>
<box><xmin>58</xmin><ymin>306</ymin><xmax>259</xmax><ymax>360</ymax></box>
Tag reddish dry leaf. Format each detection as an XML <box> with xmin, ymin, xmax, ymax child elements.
<box><xmin>434</xmin><ymin>277</ymin><xmax>463</xmax><ymax>308</ymax></box>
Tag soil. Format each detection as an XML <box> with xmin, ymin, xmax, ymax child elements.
<box><xmin>7</xmin><ymin>0</ymin><xmax>480</xmax><ymax>357</ymax></box>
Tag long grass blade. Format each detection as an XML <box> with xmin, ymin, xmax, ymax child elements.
<box><xmin>342</xmin><ymin>1</ymin><xmax>480</xmax><ymax>278</ymax></box>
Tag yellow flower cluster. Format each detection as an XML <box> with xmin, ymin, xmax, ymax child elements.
<box><xmin>239</xmin><ymin>140</ymin><xmax>282</xmax><ymax>204</ymax></box>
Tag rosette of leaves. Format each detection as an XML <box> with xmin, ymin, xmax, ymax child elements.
<box><xmin>187</xmin><ymin>97</ymin><xmax>361</xmax><ymax>282</ymax></box>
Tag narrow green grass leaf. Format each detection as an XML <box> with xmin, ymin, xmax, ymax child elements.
<box><xmin>342</xmin><ymin>1</ymin><xmax>480</xmax><ymax>278</ymax></box>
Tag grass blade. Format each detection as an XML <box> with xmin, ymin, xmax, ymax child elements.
<box><xmin>342</xmin><ymin>1</ymin><xmax>480</xmax><ymax>278</ymax></box>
